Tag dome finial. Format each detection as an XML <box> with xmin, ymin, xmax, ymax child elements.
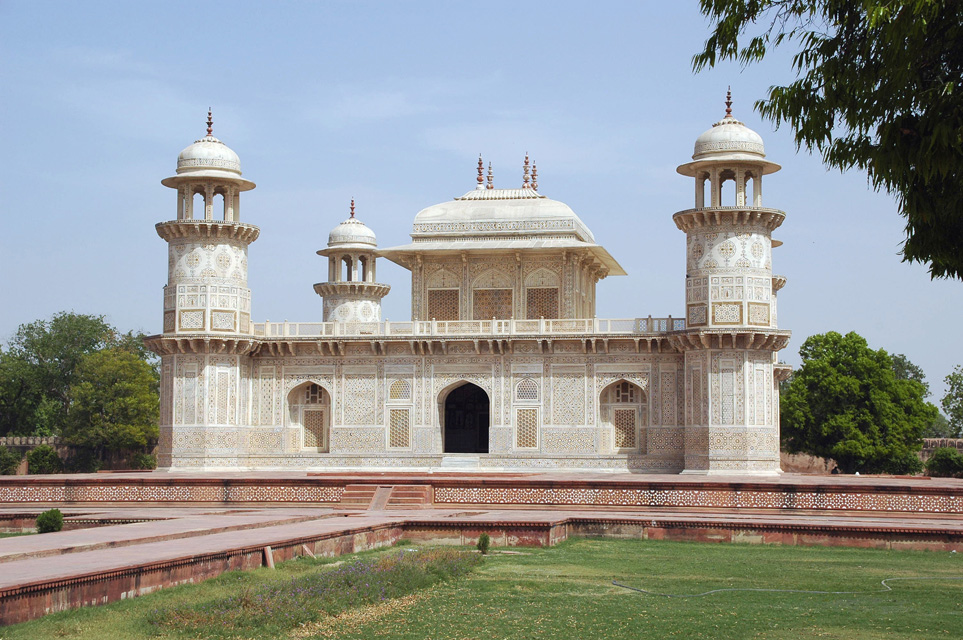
<box><xmin>350</xmin><ymin>198</ymin><xmax>355</xmax><ymax>219</ymax></box>
<box><xmin>486</xmin><ymin>162</ymin><xmax>494</xmax><ymax>189</ymax></box>
<box><xmin>522</xmin><ymin>153</ymin><xmax>530</xmax><ymax>188</ymax></box>
<box><xmin>477</xmin><ymin>154</ymin><xmax>484</xmax><ymax>186</ymax></box>
<box><xmin>531</xmin><ymin>162</ymin><xmax>538</xmax><ymax>191</ymax></box>
<box><xmin>725</xmin><ymin>87</ymin><xmax>732</xmax><ymax>118</ymax></box>
<box><xmin>206</xmin><ymin>108</ymin><xmax>213</xmax><ymax>137</ymax></box>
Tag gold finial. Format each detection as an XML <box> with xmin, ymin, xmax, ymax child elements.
<box><xmin>477</xmin><ymin>154</ymin><xmax>484</xmax><ymax>185</ymax></box>
<box><xmin>725</xmin><ymin>86</ymin><xmax>732</xmax><ymax>117</ymax></box>
<box><xmin>350</xmin><ymin>198</ymin><xmax>355</xmax><ymax>219</ymax></box>
<box><xmin>522</xmin><ymin>153</ymin><xmax>530</xmax><ymax>188</ymax></box>
<box><xmin>486</xmin><ymin>162</ymin><xmax>494</xmax><ymax>189</ymax></box>
<box><xmin>531</xmin><ymin>162</ymin><xmax>538</xmax><ymax>191</ymax></box>
<box><xmin>206</xmin><ymin>108</ymin><xmax>213</xmax><ymax>136</ymax></box>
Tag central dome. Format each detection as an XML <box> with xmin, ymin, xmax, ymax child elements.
<box><xmin>411</xmin><ymin>188</ymin><xmax>595</xmax><ymax>243</ymax></box>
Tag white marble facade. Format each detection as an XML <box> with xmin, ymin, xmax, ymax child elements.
<box><xmin>146</xmin><ymin>102</ymin><xmax>791</xmax><ymax>474</ymax></box>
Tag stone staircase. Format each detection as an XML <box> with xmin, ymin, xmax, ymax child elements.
<box><xmin>385</xmin><ymin>485</ymin><xmax>432</xmax><ymax>510</ymax></box>
<box><xmin>339</xmin><ymin>484</ymin><xmax>380</xmax><ymax>508</ymax></box>
<box><xmin>338</xmin><ymin>484</ymin><xmax>433</xmax><ymax>510</ymax></box>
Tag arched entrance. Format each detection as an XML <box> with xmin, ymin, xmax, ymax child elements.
<box><xmin>443</xmin><ymin>383</ymin><xmax>489</xmax><ymax>454</ymax></box>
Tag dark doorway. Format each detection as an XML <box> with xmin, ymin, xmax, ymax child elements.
<box><xmin>443</xmin><ymin>383</ymin><xmax>489</xmax><ymax>454</ymax></box>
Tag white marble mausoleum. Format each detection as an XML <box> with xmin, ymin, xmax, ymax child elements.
<box><xmin>146</xmin><ymin>99</ymin><xmax>792</xmax><ymax>474</ymax></box>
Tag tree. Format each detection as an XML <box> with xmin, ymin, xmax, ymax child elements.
<box><xmin>0</xmin><ymin>312</ymin><xmax>156</xmax><ymax>436</ymax></box>
<box><xmin>62</xmin><ymin>349</ymin><xmax>159</xmax><ymax>458</ymax></box>
<box><xmin>695</xmin><ymin>1</ymin><xmax>963</xmax><ymax>279</ymax></box>
<box><xmin>891</xmin><ymin>353</ymin><xmax>929</xmax><ymax>396</ymax></box>
<box><xmin>942</xmin><ymin>365</ymin><xmax>963</xmax><ymax>437</ymax></box>
<box><xmin>924</xmin><ymin>412</ymin><xmax>956</xmax><ymax>439</ymax></box>
<box><xmin>781</xmin><ymin>332</ymin><xmax>934</xmax><ymax>473</ymax></box>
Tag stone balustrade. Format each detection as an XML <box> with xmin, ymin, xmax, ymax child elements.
<box><xmin>252</xmin><ymin>317</ymin><xmax>687</xmax><ymax>338</ymax></box>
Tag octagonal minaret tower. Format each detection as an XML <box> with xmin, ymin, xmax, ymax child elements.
<box><xmin>670</xmin><ymin>91</ymin><xmax>791</xmax><ymax>475</ymax></box>
<box><xmin>148</xmin><ymin>111</ymin><xmax>259</xmax><ymax>470</ymax></box>
<box><xmin>314</xmin><ymin>200</ymin><xmax>390</xmax><ymax>322</ymax></box>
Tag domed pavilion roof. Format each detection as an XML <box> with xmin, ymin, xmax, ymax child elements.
<box><xmin>379</xmin><ymin>156</ymin><xmax>625</xmax><ymax>276</ymax></box>
<box><xmin>677</xmin><ymin>91</ymin><xmax>780</xmax><ymax>176</ymax></box>
<box><xmin>161</xmin><ymin>110</ymin><xmax>255</xmax><ymax>190</ymax></box>
<box><xmin>325</xmin><ymin>200</ymin><xmax>378</xmax><ymax>250</ymax></box>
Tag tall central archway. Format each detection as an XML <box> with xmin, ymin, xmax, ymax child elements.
<box><xmin>443</xmin><ymin>383</ymin><xmax>489</xmax><ymax>454</ymax></box>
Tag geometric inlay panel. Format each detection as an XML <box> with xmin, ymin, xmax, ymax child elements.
<box><xmin>515</xmin><ymin>407</ymin><xmax>538</xmax><ymax>449</ymax></box>
<box><xmin>389</xmin><ymin>408</ymin><xmax>410</xmax><ymax>448</ymax></box>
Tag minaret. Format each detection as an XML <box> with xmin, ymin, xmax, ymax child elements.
<box><xmin>314</xmin><ymin>200</ymin><xmax>390</xmax><ymax>322</ymax></box>
<box><xmin>158</xmin><ymin>110</ymin><xmax>258</xmax><ymax>335</ymax></box>
<box><xmin>148</xmin><ymin>111</ymin><xmax>258</xmax><ymax>470</ymax></box>
<box><xmin>671</xmin><ymin>90</ymin><xmax>791</xmax><ymax>475</ymax></box>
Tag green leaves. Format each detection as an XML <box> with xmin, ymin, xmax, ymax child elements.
<box><xmin>0</xmin><ymin>312</ymin><xmax>159</xmax><ymax>451</ymax></box>
<box><xmin>941</xmin><ymin>365</ymin><xmax>963</xmax><ymax>437</ymax></box>
<box><xmin>696</xmin><ymin>0</ymin><xmax>963</xmax><ymax>278</ymax></box>
<box><xmin>781</xmin><ymin>331</ymin><xmax>932</xmax><ymax>473</ymax></box>
<box><xmin>64</xmin><ymin>349</ymin><xmax>159</xmax><ymax>451</ymax></box>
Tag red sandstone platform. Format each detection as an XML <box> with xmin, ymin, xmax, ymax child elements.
<box><xmin>0</xmin><ymin>471</ymin><xmax>961</xmax><ymax>625</ymax></box>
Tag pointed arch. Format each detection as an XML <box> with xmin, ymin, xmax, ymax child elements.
<box><xmin>286</xmin><ymin>380</ymin><xmax>331</xmax><ymax>452</ymax></box>
<box><xmin>426</xmin><ymin>268</ymin><xmax>460</xmax><ymax>289</ymax></box>
<box><xmin>524</xmin><ymin>268</ymin><xmax>560</xmax><ymax>288</ymax></box>
<box><xmin>438</xmin><ymin>381</ymin><xmax>490</xmax><ymax>454</ymax></box>
<box><xmin>472</xmin><ymin>268</ymin><xmax>513</xmax><ymax>289</ymax></box>
<box><xmin>599</xmin><ymin>379</ymin><xmax>647</xmax><ymax>453</ymax></box>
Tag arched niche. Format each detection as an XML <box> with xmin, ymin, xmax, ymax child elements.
<box><xmin>599</xmin><ymin>379</ymin><xmax>648</xmax><ymax>453</ymax></box>
<box><xmin>286</xmin><ymin>381</ymin><xmax>331</xmax><ymax>452</ymax></box>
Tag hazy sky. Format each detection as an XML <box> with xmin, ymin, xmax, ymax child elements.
<box><xmin>1</xmin><ymin>2</ymin><xmax>959</xmax><ymax>400</ymax></box>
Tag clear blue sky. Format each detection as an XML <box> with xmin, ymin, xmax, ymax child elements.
<box><xmin>1</xmin><ymin>1</ymin><xmax>959</xmax><ymax>400</ymax></box>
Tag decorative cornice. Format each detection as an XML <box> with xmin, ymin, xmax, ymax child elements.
<box><xmin>667</xmin><ymin>329</ymin><xmax>791</xmax><ymax>352</ymax></box>
<box><xmin>772</xmin><ymin>275</ymin><xmax>787</xmax><ymax>292</ymax></box>
<box><xmin>313</xmin><ymin>282</ymin><xmax>391</xmax><ymax>298</ymax></box>
<box><xmin>673</xmin><ymin>207</ymin><xmax>785</xmax><ymax>233</ymax></box>
<box><xmin>143</xmin><ymin>335</ymin><xmax>259</xmax><ymax>356</ymax></box>
<box><xmin>155</xmin><ymin>220</ymin><xmax>260</xmax><ymax>243</ymax></box>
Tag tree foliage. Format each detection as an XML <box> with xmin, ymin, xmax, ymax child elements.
<box><xmin>781</xmin><ymin>332</ymin><xmax>934</xmax><ymax>473</ymax></box>
<box><xmin>0</xmin><ymin>312</ymin><xmax>156</xmax><ymax>438</ymax></box>
<box><xmin>924</xmin><ymin>411</ymin><xmax>956</xmax><ymax>439</ymax></box>
<box><xmin>695</xmin><ymin>1</ymin><xmax>963</xmax><ymax>279</ymax></box>
<box><xmin>891</xmin><ymin>353</ymin><xmax>929</xmax><ymax>396</ymax></box>
<box><xmin>63</xmin><ymin>349</ymin><xmax>159</xmax><ymax>455</ymax></box>
<box><xmin>942</xmin><ymin>365</ymin><xmax>963</xmax><ymax>437</ymax></box>
<box><xmin>0</xmin><ymin>446</ymin><xmax>21</xmax><ymax>475</ymax></box>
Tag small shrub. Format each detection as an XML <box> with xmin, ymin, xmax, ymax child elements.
<box><xmin>477</xmin><ymin>532</ymin><xmax>491</xmax><ymax>554</ymax></box>
<box><xmin>130</xmin><ymin>452</ymin><xmax>156</xmax><ymax>470</ymax></box>
<box><xmin>36</xmin><ymin>508</ymin><xmax>64</xmax><ymax>533</ymax></box>
<box><xmin>0</xmin><ymin>446</ymin><xmax>21</xmax><ymax>475</ymax></box>
<box><xmin>26</xmin><ymin>445</ymin><xmax>62</xmax><ymax>474</ymax></box>
<box><xmin>926</xmin><ymin>447</ymin><xmax>963</xmax><ymax>478</ymax></box>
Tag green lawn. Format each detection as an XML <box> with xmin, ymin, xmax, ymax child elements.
<box><xmin>6</xmin><ymin>538</ymin><xmax>963</xmax><ymax>639</ymax></box>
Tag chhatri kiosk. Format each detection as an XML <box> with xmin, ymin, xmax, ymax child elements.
<box><xmin>145</xmin><ymin>98</ymin><xmax>791</xmax><ymax>474</ymax></box>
